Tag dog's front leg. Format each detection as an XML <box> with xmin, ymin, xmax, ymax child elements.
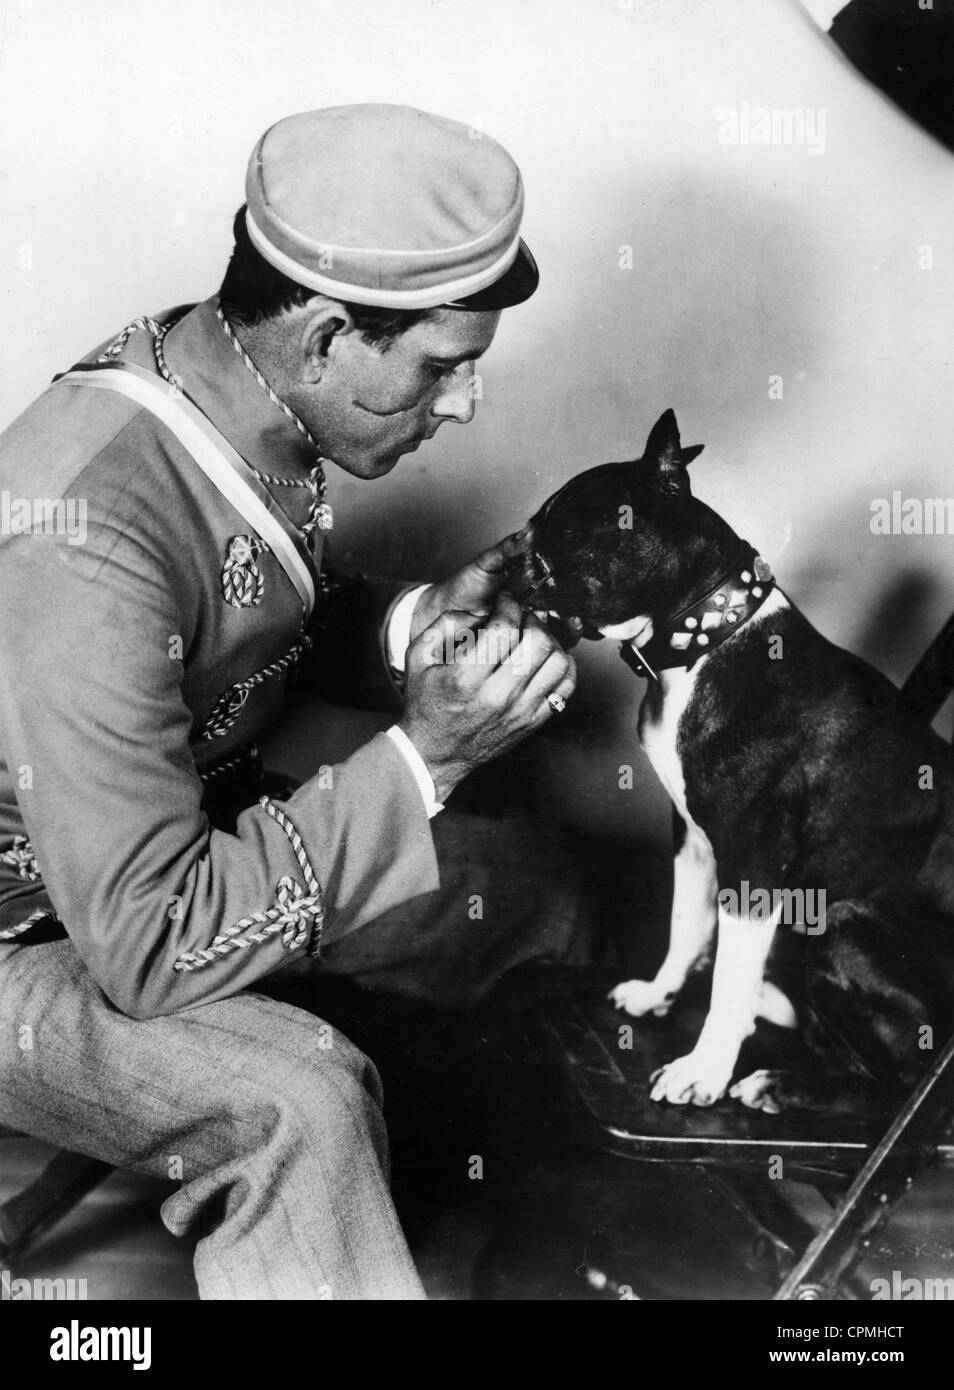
<box><xmin>650</xmin><ymin>903</ymin><xmax>779</xmax><ymax>1106</ymax></box>
<box><xmin>610</xmin><ymin>814</ymin><xmax>717</xmax><ymax>1018</ymax></box>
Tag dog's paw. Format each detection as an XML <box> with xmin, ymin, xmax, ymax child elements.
<box><xmin>649</xmin><ymin>1050</ymin><xmax>734</xmax><ymax>1107</ymax></box>
<box><xmin>608</xmin><ymin>979</ymin><xmax>674</xmax><ymax>1018</ymax></box>
<box><xmin>729</xmin><ymin>1069</ymin><xmax>783</xmax><ymax>1114</ymax></box>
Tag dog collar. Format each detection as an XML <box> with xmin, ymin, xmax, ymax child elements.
<box><xmin>620</xmin><ymin>544</ymin><xmax>776</xmax><ymax>681</ymax></box>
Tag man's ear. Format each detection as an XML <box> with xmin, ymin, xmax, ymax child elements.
<box><xmin>300</xmin><ymin>297</ymin><xmax>355</xmax><ymax>382</ymax></box>
<box><xmin>640</xmin><ymin>408</ymin><xmax>702</xmax><ymax>502</ymax></box>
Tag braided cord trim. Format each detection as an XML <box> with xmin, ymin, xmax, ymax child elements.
<box><xmin>0</xmin><ymin>838</ymin><xmax>57</xmax><ymax>941</ymax></box>
<box><xmin>98</xmin><ymin>316</ymin><xmax>168</xmax><ymax>364</ymax></box>
<box><xmin>259</xmin><ymin>796</ymin><xmax>323</xmax><ymax>902</ymax></box>
<box><xmin>215</xmin><ymin>308</ymin><xmax>332</xmax><ymax>536</ymax></box>
<box><xmin>198</xmin><ymin>743</ymin><xmax>261</xmax><ymax>784</ymax></box>
<box><xmin>0</xmin><ymin>835</ymin><xmax>41</xmax><ymax>883</ymax></box>
<box><xmin>0</xmin><ymin>908</ymin><xmax>57</xmax><ymax>943</ymax></box>
<box><xmin>215</xmin><ymin>308</ymin><xmax>320</xmax><ymax>452</ymax></box>
<box><xmin>201</xmin><ymin>634</ymin><xmax>312</xmax><ymax>740</ymax></box>
<box><xmin>100</xmin><ymin>314</ymin><xmax>331</xmax><ymax>532</ymax></box>
<box><xmin>172</xmin><ymin>796</ymin><xmax>325</xmax><ymax>973</ymax></box>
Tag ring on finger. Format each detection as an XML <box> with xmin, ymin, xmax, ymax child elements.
<box><xmin>547</xmin><ymin>692</ymin><xmax>567</xmax><ymax>714</ymax></box>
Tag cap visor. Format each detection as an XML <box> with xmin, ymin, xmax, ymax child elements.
<box><xmin>444</xmin><ymin>239</ymin><xmax>538</xmax><ymax>310</ymax></box>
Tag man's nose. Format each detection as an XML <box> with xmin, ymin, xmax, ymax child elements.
<box><xmin>430</xmin><ymin>363</ymin><xmax>476</xmax><ymax>424</ymax></box>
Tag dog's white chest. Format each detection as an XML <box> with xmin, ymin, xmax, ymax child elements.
<box><xmin>638</xmin><ymin>664</ymin><xmax>703</xmax><ymax>828</ymax></box>
<box><xmin>635</xmin><ymin>588</ymin><xmax>790</xmax><ymax>825</ymax></box>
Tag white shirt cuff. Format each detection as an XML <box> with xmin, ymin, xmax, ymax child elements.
<box><xmin>385</xmin><ymin>724</ymin><xmax>445</xmax><ymax>818</ymax></box>
<box><xmin>386</xmin><ymin>584</ymin><xmax>430</xmax><ymax>674</ymax></box>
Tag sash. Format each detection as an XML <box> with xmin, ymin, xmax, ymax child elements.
<box><xmin>54</xmin><ymin>361</ymin><xmax>320</xmax><ymax>616</ymax></box>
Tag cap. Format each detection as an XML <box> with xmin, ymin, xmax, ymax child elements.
<box><xmin>245</xmin><ymin>104</ymin><xmax>538</xmax><ymax>311</ymax></box>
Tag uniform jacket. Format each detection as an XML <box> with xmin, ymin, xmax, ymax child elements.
<box><xmin>0</xmin><ymin>299</ymin><xmax>439</xmax><ymax>1017</ymax></box>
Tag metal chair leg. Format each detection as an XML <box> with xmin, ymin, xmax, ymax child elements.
<box><xmin>775</xmin><ymin>1032</ymin><xmax>954</xmax><ymax>1299</ymax></box>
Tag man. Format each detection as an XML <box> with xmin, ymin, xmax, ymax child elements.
<box><xmin>0</xmin><ymin>105</ymin><xmax>574</xmax><ymax>1299</ymax></box>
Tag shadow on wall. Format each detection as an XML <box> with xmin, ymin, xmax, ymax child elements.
<box><xmin>794</xmin><ymin>538</ymin><xmax>943</xmax><ymax>685</ymax></box>
<box><xmin>328</xmin><ymin>166</ymin><xmax>836</xmax><ymax>846</ymax></box>
<box><xmin>327</xmin><ymin>163</ymin><xmax>834</xmax><ymax>575</ymax></box>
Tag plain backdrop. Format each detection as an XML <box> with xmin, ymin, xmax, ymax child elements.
<box><xmin>1</xmin><ymin>0</ymin><xmax>953</xmax><ymax>846</ymax></box>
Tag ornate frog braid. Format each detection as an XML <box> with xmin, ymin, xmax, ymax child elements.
<box><xmin>172</xmin><ymin>796</ymin><xmax>325</xmax><ymax>972</ymax></box>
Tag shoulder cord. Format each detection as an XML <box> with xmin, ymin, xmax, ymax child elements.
<box><xmin>214</xmin><ymin>309</ymin><xmax>333</xmax><ymax>537</ymax></box>
<box><xmin>172</xmin><ymin>796</ymin><xmax>325</xmax><ymax>971</ymax></box>
<box><xmin>95</xmin><ymin>315</ymin><xmax>329</xmax><ymax>740</ymax></box>
<box><xmin>97</xmin><ymin>315</ymin><xmax>333</xmax><ymax>541</ymax></box>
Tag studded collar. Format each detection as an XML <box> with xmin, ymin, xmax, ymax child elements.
<box><xmin>619</xmin><ymin>544</ymin><xmax>776</xmax><ymax>681</ymax></box>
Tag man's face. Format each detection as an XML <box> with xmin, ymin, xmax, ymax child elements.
<box><xmin>300</xmin><ymin>307</ymin><xmax>500</xmax><ymax>479</ymax></box>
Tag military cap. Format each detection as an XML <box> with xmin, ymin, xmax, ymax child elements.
<box><xmin>245</xmin><ymin>103</ymin><xmax>538</xmax><ymax>311</ymax></box>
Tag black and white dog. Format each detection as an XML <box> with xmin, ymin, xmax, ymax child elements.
<box><xmin>515</xmin><ymin>409</ymin><xmax>954</xmax><ymax>1112</ymax></box>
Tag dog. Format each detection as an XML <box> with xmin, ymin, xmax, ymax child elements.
<box><xmin>513</xmin><ymin>408</ymin><xmax>954</xmax><ymax>1113</ymax></box>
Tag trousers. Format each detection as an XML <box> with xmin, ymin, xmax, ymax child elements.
<box><xmin>0</xmin><ymin>937</ymin><xmax>425</xmax><ymax>1300</ymax></box>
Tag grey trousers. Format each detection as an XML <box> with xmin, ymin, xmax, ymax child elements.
<box><xmin>0</xmin><ymin>938</ymin><xmax>425</xmax><ymax>1300</ymax></box>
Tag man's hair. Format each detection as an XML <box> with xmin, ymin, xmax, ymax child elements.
<box><xmin>219</xmin><ymin>207</ymin><xmax>433</xmax><ymax>348</ymax></box>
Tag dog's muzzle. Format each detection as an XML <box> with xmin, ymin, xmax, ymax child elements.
<box><xmin>509</xmin><ymin>538</ymin><xmax>603</xmax><ymax>650</ymax></box>
<box><xmin>508</xmin><ymin>537</ymin><xmax>557</xmax><ymax>610</ymax></box>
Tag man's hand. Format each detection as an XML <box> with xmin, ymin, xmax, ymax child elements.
<box><xmin>409</xmin><ymin>533</ymin><xmax>526</xmax><ymax>641</ymax></box>
<box><xmin>399</xmin><ymin>593</ymin><xmax>576</xmax><ymax>804</ymax></box>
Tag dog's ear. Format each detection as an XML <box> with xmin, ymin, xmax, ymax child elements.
<box><xmin>680</xmin><ymin>442</ymin><xmax>705</xmax><ymax>465</ymax></box>
<box><xmin>642</xmin><ymin>408</ymin><xmax>694</xmax><ymax>502</ymax></box>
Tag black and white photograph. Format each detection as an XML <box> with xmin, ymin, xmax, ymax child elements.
<box><xmin>1</xmin><ymin>0</ymin><xmax>954</xmax><ymax>1343</ymax></box>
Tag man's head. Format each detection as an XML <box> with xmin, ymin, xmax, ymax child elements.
<box><xmin>219</xmin><ymin>105</ymin><xmax>538</xmax><ymax>478</ymax></box>
<box><xmin>219</xmin><ymin>209</ymin><xmax>499</xmax><ymax>478</ymax></box>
